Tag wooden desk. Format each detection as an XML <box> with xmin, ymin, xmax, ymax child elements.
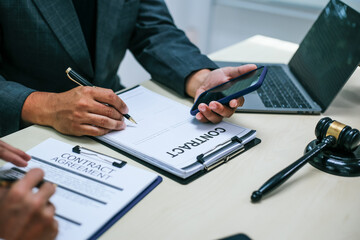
<box><xmin>2</xmin><ymin>35</ymin><xmax>360</xmax><ymax>240</ymax></box>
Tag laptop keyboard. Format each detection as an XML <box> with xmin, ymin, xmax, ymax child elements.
<box><xmin>257</xmin><ymin>66</ymin><xmax>312</xmax><ymax>109</ymax></box>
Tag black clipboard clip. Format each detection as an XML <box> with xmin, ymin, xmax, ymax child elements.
<box><xmin>72</xmin><ymin>145</ymin><xmax>127</xmax><ymax>168</ymax></box>
<box><xmin>196</xmin><ymin>130</ymin><xmax>256</xmax><ymax>171</ymax></box>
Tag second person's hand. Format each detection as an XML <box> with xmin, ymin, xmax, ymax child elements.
<box><xmin>0</xmin><ymin>140</ymin><xmax>31</xmax><ymax>167</ymax></box>
<box><xmin>0</xmin><ymin>168</ymin><xmax>58</xmax><ymax>240</ymax></box>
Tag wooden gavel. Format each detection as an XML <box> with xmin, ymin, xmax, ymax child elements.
<box><xmin>251</xmin><ymin>117</ymin><xmax>360</xmax><ymax>203</ymax></box>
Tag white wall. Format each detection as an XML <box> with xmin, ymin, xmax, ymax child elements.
<box><xmin>118</xmin><ymin>0</ymin><xmax>211</xmax><ymax>88</ymax></box>
<box><xmin>118</xmin><ymin>0</ymin><xmax>360</xmax><ymax>88</ymax></box>
<box><xmin>208</xmin><ymin>0</ymin><xmax>360</xmax><ymax>51</ymax></box>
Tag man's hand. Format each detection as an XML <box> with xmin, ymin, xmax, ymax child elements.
<box><xmin>0</xmin><ymin>168</ymin><xmax>58</xmax><ymax>240</ymax></box>
<box><xmin>186</xmin><ymin>64</ymin><xmax>257</xmax><ymax>123</ymax></box>
<box><xmin>0</xmin><ymin>140</ymin><xmax>31</xmax><ymax>167</ymax></box>
<box><xmin>22</xmin><ymin>86</ymin><xmax>129</xmax><ymax>136</ymax></box>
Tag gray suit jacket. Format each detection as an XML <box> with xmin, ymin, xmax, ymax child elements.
<box><xmin>0</xmin><ymin>0</ymin><xmax>217</xmax><ymax>136</ymax></box>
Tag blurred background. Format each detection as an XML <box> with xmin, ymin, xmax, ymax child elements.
<box><xmin>118</xmin><ymin>0</ymin><xmax>360</xmax><ymax>88</ymax></box>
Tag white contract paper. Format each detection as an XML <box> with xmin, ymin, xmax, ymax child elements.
<box><xmin>0</xmin><ymin>138</ymin><xmax>159</xmax><ymax>240</ymax></box>
<box><xmin>98</xmin><ymin>86</ymin><xmax>256</xmax><ymax>179</ymax></box>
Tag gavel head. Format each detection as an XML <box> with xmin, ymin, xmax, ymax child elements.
<box><xmin>315</xmin><ymin>117</ymin><xmax>360</xmax><ymax>152</ymax></box>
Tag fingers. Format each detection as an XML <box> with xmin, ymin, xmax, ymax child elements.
<box><xmin>87</xmin><ymin>112</ymin><xmax>126</xmax><ymax>130</ymax></box>
<box><xmin>19</xmin><ymin>200</ymin><xmax>58</xmax><ymax>240</ymax></box>
<box><xmin>221</xmin><ymin>64</ymin><xmax>257</xmax><ymax>79</ymax></box>
<box><xmin>193</xmin><ymin>65</ymin><xmax>254</xmax><ymax>124</ymax></box>
<box><xmin>92</xmin><ymin>101</ymin><xmax>123</xmax><ymax>120</ymax></box>
<box><xmin>45</xmin><ymin>202</ymin><xmax>56</xmax><ymax>216</ymax></box>
<box><xmin>14</xmin><ymin>168</ymin><xmax>45</xmax><ymax>190</ymax></box>
<box><xmin>49</xmin><ymin>219</ymin><xmax>59</xmax><ymax>240</ymax></box>
<box><xmin>74</xmin><ymin>116</ymin><xmax>126</xmax><ymax>136</ymax></box>
<box><xmin>229</xmin><ymin>97</ymin><xmax>245</xmax><ymax>108</ymax></box>
<box><xmin>0</xmin><ymin>141</ymin><xmax>31</xmax><ymax>167</ymax></box>
<box><xmin>10</xmin><ymin>169</ymin><xmax>55</xmax><ymax>200</ymax></box>
<box><xmin>36</xmin><ymin>182</ymin><xmax>56</xmax><ymax>203</ymax></box>
<box><xmin>39</xmin><ymin>202</ymin><xmax>58</xmax><ymax>240</ymax></box>
<box><xmin>42</xmin><ymin>213</ymin><xmax>59</xmax><ymax>240</ymax></box>
<box><xmin>196</xmin><ymin>103</ymin><xmax>223</xmax><ymax>123</ymax></box>
<box><xmin>78</xmin><ymin>87</ymin><xmax>128</xmax><ymax>134</ymax></box>
<box><xmin>0</xmin><ymin>168</ymin><xmax>58</xmax><ymax>240</ymax></box>
<box><xmin>91</xmin><ymin>87</ymin><xmax>129</xmax><ymax>115</ymax></box>
<box><xmin>196</xmin><ymin>96</ymin><xmax>244</xmax><ymax>123</ymax></box>
<box><xmin>51</xmin><ymin>86</ymin><xmax>131</xmax><ymax>136</ymax></box>
<box><xmin>73</xmin><ymin>125</ymin><xmax>112</xmax><ymax>137</ymax></box>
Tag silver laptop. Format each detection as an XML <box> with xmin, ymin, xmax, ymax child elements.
<box><xmin>216</xmin><ymin>0</ymin><xmax>360</xmax><ymax>114</ymax></box>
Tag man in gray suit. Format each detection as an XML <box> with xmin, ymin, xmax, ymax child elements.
<box><xmin>0</xmin><ymin>0</ymin><xmax>255</xmax><ymax>137</ymax></box>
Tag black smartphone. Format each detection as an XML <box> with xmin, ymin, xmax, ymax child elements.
<box><xmin>190</xmin><ymin>66</ymin><xmax>267</xmax><ymax>115</ymax></box>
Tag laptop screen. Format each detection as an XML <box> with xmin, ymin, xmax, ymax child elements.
<box><xmin>289</xmin><ymin>0</ymin><xmax>360</xmax><ymax>111</ymax></box>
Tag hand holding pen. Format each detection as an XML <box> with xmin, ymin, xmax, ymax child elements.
<box><xmin>23</xmin><ymin>68</ymin><xmax>136</xmax><ymax>136</ymax></box>
<box><xmin>0</xmin><ymin>140</ymin><xmax>58</xmax><ymax>239</ymax></box>
<box><xmin>66</xmin><ymin>67</ymin><xmax>137</xmax><ymax>124</ymax></box>
<box><xmin>21</xmin><ymin>72</ymin><xmax>135</xmax><ymax>137</ymax></box>
<box><xmin>0</xmin><ymin>169</ymin><xmax>58</xmax><ymax>240</ymax></box>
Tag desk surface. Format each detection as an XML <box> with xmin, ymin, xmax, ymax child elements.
<box><xmin>2</xmin><ymin>35</ymin><xmax>360</xmax><ymax>240</ymax></box>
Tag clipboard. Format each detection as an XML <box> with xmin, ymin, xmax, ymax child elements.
<box><xmin>0</xmin><ymin>138</ymin><xmax>162</xmax><ymax>239</ymax></box>
<box><xmin>93</xmin><ymin>135</ymin><xmax>260</xmax><ymax>184</ymax></box>
<box><xmin>89</xmin><ymin>176</ymin><xmax>162</xmax><ymax>239</ymax></box>
<box><xmin>93</xmin><ymin>85</ymin><xmax>261</xmax><ymax>184</ymax></box>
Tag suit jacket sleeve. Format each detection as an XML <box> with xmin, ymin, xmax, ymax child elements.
<box><xmin>128</xmin><ymin>0</ymin><xmax>218</xmax><ymax>96</ymax></box>
<box><xmin>0</xmin><ymin>22</ymin><xmax>36</xmax><ymax>136</ymax></box>
<box><xmin>0</xmin><ymin>75</ymin><xmax>35</xmax><ymax>137</ymax></box>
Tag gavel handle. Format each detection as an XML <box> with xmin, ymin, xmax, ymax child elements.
<box><xmin>251</xmin><ymin>136</ymin><xmax>336</xmax><ymax>203</ymax></box>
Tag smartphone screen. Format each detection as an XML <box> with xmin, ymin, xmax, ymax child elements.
<box><xmin>190</xmin><ymin>66</ymin><xmax>266</xmax><ymax>115</ymax></box>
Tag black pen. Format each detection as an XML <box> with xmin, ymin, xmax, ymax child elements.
<box><xmin>66</xmin><ymin>67</ymin><xmax>137</xmax><ymax>124</ymax></box>
<box><xmin>0</xmin><ymin>176</ymin><xmax>46</xmax><ymax>188</ymax></box>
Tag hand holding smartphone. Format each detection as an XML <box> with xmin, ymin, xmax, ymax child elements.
<box><xmin>190</xmin><ymin>66</ymin><xmax>267</xmax><ymax>115</ymax></box>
